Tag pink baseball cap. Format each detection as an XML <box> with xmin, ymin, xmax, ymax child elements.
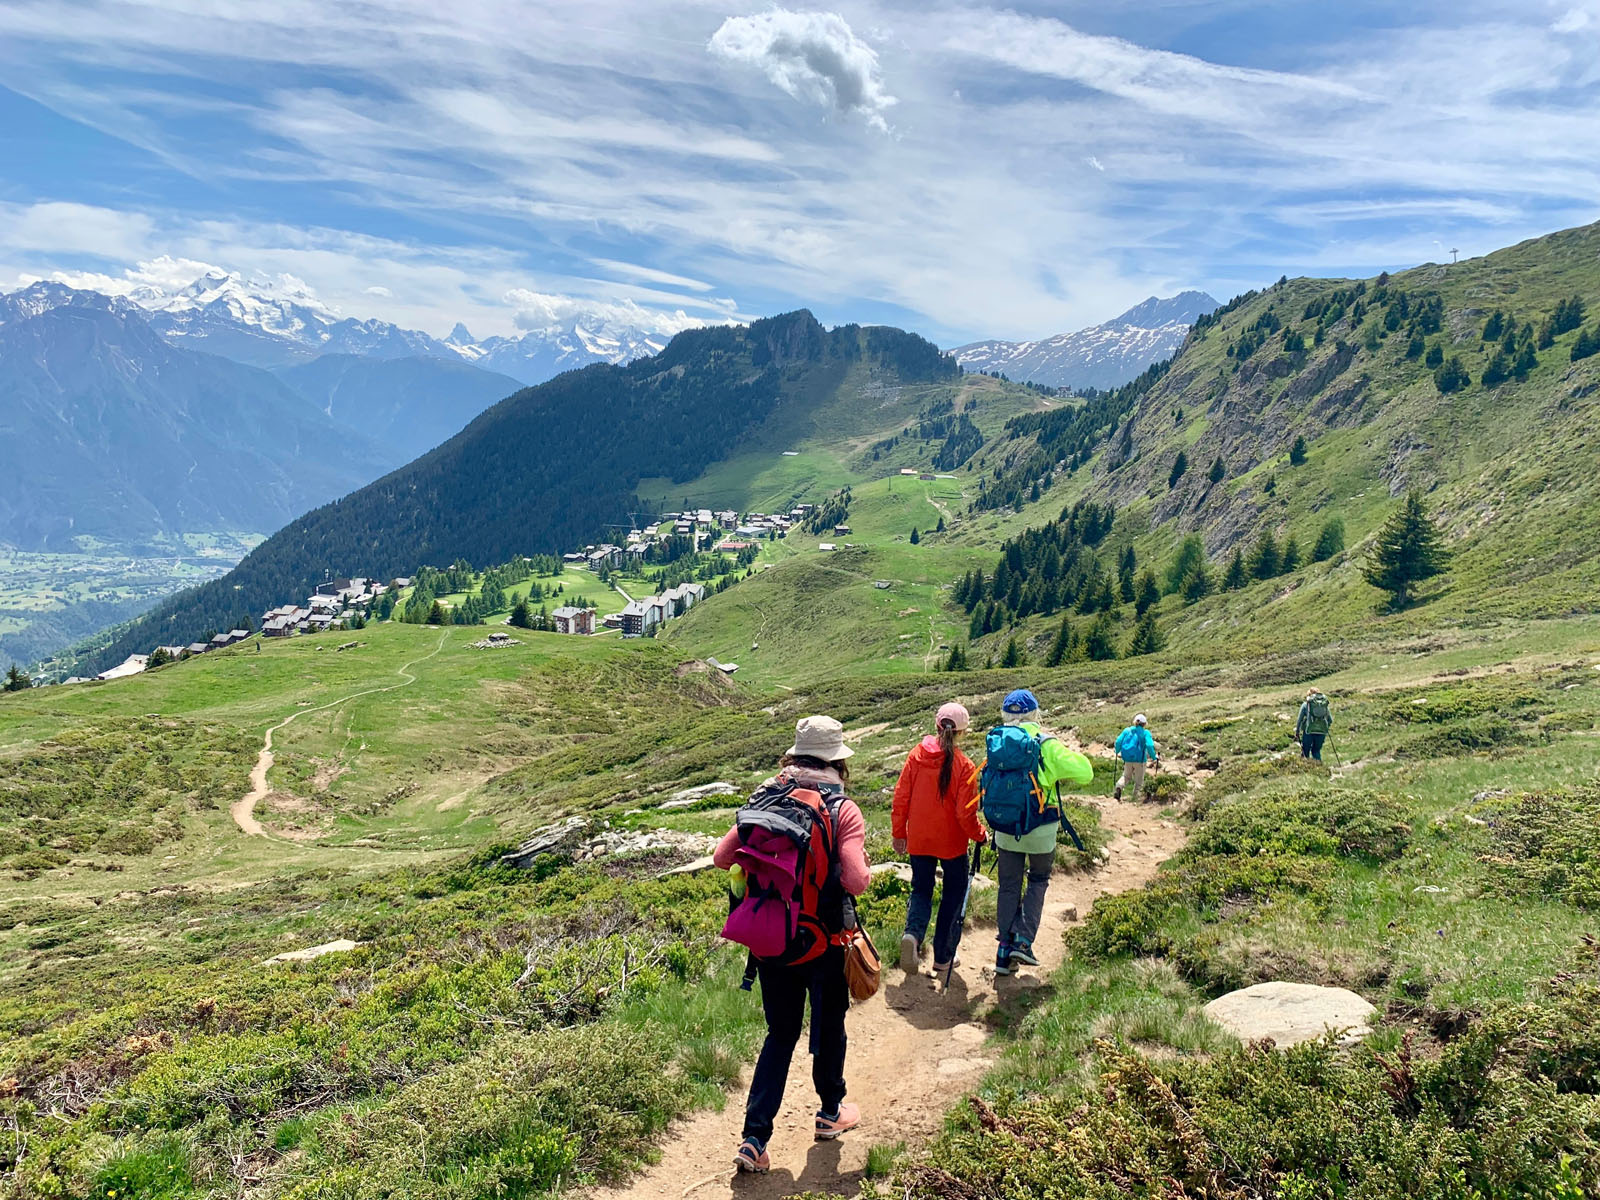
<box><xmin>936</xmin><ymin>702</ymin><xmax>970</xmax><ymax>731</ymax></box>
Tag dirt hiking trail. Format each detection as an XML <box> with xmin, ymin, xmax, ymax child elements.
<box><xmin>230</xmin><ymin>631</ymin><xmax>449</xmax><ymax>837</ymax></box>
<box><xmin>599</xmin><ymin>742</ymin><xmax>1198</xmax><ymax>1200</ymax></box>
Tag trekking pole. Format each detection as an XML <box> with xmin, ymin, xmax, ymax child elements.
<box><xmin>943</xmin><ymin>842</ymin><xmax>982</xmax><ymax>990</ymax></box>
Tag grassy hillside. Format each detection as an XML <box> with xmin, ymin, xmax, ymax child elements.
<box><xmin>6</xmin><ymin>224</ymin><xmax>1600</xmax><ymax>1199</ymax></box>
<box><xmin>5</xmin><ymin>599</ymin><xmax>1598</xmax><ymax>1198</ymax></box>
<box><xmin>669</xmin><ymin>222</ymin><xmax>1600</xmax><ymax>680</ymax></box>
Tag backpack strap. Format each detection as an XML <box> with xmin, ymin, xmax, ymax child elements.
<box><xmin>1053</xmin><ymin>781</ymin><xmax>1086</xmax><ymax>852</ymax></box>
<box><xmin>818</xmin><ymin>790</ymin><xmax>850</xmax><ymax>935</ymax></box>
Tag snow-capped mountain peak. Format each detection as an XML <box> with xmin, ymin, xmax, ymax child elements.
<box><xmin>1</xmin><ymin>267</ymin><xmax>702</xmax><ymax>383</ymax></box>
<box><xmin>952</xmin><ymin>290</ymin><xmax>1221</xmax><ymax>392</ymax></box>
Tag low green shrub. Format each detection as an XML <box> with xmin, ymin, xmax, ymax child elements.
<box><xmin>271</xmin><ymin>1023</ymin><xmax>686</xmax><ymax>1198</ymax></box>
<box><xmin>1382</xmin><ymin>679</ymin><xmax>1548</xmax><ymax>724</ymax></box>
<box><xmin>1071</xmin><ymin>854</ymin><xmax>1330</xmax><ymax>963</ymax></box>
<box><xmin>1137</xmin><ymin>772</ymin><xmax>1190</xmax><ymax>807</ymax></box>
<box><xmin>1232</xmin><ymin>647</ymin><xmax>1352</xmax><ymax>687</ymax></box>
<box><xmin>1190</xmin><ymin>788</ymin><xmax>1411</xmax><ymax>863</ymax></box>
<box><xmin>1399</xmin><ymin>714</ymin><xmax>1527</xmax><ymax>758</ymax></box>
<box><xmin>1474</xmin><ymin>786</ymin><xmax>1600</xmax><ymax>908</ymax></box>
<box><xmin>918</xmin><ymin>979</ymin><xmax>1600</xmax><ymax>1200</ymax></box>
<box><xmin>1195</xmin><ymin>756</ymin><xmax>1329</xmax><ymax>816</ymax></box>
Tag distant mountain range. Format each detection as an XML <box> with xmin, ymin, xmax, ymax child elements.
<box><xmin>3</xmin><ymin>270</ymin><xmax>682</xmax><ymax>385</ymax></box>
<box><xmin>953</xmin><ymin>291</ymin><xmax>1221</xmax><ymax>391</ymax></box>
<box><xmin>0</xmin><ymin>303</ymin><xmax>392</xmax><ymax>552</ymax></box>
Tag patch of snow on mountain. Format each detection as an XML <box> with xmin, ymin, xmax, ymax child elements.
<box><xmin>954</xmin><ymin>291</ymin><xmax>1221</xmax><ymax>392</ymax></box>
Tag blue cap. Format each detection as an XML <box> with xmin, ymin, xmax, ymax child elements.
<box><xmin>1001</xmin><ymin>688</ymin><xmax>1039</xmax><ymax>715</ymax></box>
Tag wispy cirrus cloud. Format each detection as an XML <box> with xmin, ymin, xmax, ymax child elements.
<box><xmin>0</xmin><ymin>1</ymin><xmax>1595</xmax><ymax>345</ymax></box>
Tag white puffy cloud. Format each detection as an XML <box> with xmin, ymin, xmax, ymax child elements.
<box><xmin>503</xmin><ymin>288</ymin><xmax>710</xmax><ymax>336</ymax></box>
<box><xmin>709</xmin><ymin>9</ymin><xmax>897</xmax><ymax>132</ymax></box>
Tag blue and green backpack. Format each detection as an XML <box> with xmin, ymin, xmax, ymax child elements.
<box><xmin>979</xmin><ymin>725</ymin><xmax>1058</xmax><ymax>837</ymax></box>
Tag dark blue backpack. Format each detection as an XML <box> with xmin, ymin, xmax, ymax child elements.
<box><xmin>979</xmin><ymin>725</ymin><xmax>1058</xmax><ymax>837</ymax></box>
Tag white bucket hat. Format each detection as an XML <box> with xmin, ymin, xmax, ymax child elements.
<box><xmin>787</xmin><ymin>714</ymin><xmax>854</xmax><ymax>760</ymax></box>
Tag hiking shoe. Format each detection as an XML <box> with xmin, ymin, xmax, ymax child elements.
<box><xmin>1113</xmin><ymin>785</ymin><xmax>1123</xmax><ymax>801</ymax></box>
<box><xmin>932</xmin><ymin>955</ymin><xmax>960</xmax><ymax>974</ymax></box>
<box><xmin>1009</xmin><ymin>942</ymin><xmax>1040</xmax><ymax>967</ymax></box>
<box><xmin>899</xmin><ymin>933</ymin><xmax>920</xmax><ymax>974</ymax></box>
<box><xmin>815</xmin><ymin>1103</ymin><xmax>860</xmax><ymax>1140</ymax></box>
<box><xmin>734</xmin><ymin>1138</ymin><xmax>769</xmax><ymax>1174</ymax></box>
<box><xmin>994</xmin><ymin>951</ymin><xmax>1013</xmax><ymax>976</ymax></box>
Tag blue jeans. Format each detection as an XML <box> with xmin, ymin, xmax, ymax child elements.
<box><xmin>1301</xmin><ymin>733</ymin><xmax>1326</xmax><ymax>760</ymax></box>
<box><xmin>904</xmin><ymin>852</ymin><xmax>971</xmax><ymax>964</ymax></box>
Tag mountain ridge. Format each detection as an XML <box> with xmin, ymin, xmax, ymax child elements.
<box><xmin>954</xmin><ymin>290</ymin><xmax>1220</xmax><ymax>391</ymax></box>
<box><xmin>1</xmin><ymin>271</ymin><xmax>695</xmax><ymax>385</ymax></box>
<box><xmin>71</xmin><ymin>310</ymin><xmax>967</xmax><ymax>671</ymax></box>
<box><xmin>0</xmin><ymin>304</ymin><xmax>391</xmax><ymax>553</ymax></box>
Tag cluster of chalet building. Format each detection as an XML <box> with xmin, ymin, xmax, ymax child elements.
<box><xmin>262</xmin><ymin>578</ymin><xmax>387</xmax><ymax>637</ymax></box>
<box><xmin>562</xmin><ymin>505</ymin><xmax>816</xmax><ymax>572</ymax></box>
<box><xmin>607</xmin><ymin>581</ymin><xmax>706</xmax><ymax>638</ymax></box>
<box><xmin>77</xmin><ymin>625</ymin><xmax>257</xmax><ymax>682</ymax></box>
<box><xmin>64</xmin><ymin>508</ymin><xmax>792</xmax><ymax>684</ymax></box>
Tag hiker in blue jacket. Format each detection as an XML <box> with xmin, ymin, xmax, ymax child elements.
<box><xmin>1113</xmin><ymin>714</ymin><xmax>1159</xmax><ymax>802</ymax></box>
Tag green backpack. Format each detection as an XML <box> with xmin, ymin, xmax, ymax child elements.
<box><xmin>1305</xmin><ymin>694</ymin><xmax>1332</xmax><ymax>733</ymax></box>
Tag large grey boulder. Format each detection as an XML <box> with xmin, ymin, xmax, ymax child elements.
<box><xmin>1204</xmin><ymin>981</ymin><xmax>1377</xmax><ymax>1046</ymax></box>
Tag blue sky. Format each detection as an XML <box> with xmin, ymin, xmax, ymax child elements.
<box><xmin>1</xmin><ymin>0</ymin><xmax>1597</xmax><ymax>346</ymax></box>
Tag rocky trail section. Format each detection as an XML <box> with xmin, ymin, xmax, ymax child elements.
<box><xmin>596</xmin><ymin>743</ymin><xmax>1205</xmax><ymax>1200</ymax></box>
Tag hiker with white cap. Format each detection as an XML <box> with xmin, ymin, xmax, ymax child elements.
<box><xmin>980</xmin><ymin>689</ymin><xmax>1093</xmax><ymax>977</ymax></box>
<box><xmin>892</xmin><ymin>701</ymin><xmax>986</xmax><ymax>978</ymax></box>
<box><xmin>1113</xmin><ymin>714</ymin><xmax>1159</xmax><ymax>802</ymax></box>
<box><xmin>715</xmin><ymin>715</ymin><xmax>871</xmax><ymax>1174</ymax></box>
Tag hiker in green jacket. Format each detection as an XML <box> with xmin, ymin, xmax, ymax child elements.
<box><xmin>1296</xmin><ymin>689</ymin><xmax>1332</xmax><ymax>760</ymax></box>
<box><xmin>986</xmin><ymin>689</ymin><xmax>1093</xmax><ymax>977</ymax></box>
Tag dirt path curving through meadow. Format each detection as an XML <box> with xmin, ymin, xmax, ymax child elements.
<box><xmin>230</xmin><ymin>630</ymin><xmax>450</xmax><ymax>837</ymax></box>
<box><xmin>598</xmin><ymin>740</ymin><xmax>1201</xmax><ymax>1200</ymax></box>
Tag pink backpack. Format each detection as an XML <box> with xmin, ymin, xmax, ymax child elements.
<box><xmin>720</xmin><ymin>777</ymin><xmax>845</xmax><ymax>971</ymax></box>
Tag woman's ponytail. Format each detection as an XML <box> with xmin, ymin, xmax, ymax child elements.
<box><xmin>937</xmin><ymin>718</ymin><xmax>957</xmax><ymax>798</ymax></box>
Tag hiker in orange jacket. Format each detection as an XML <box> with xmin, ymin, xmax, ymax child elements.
<box><xmin>892</xmin><ymin>702</ymin><xmax>986</xmax><ymax>977</ymax></box>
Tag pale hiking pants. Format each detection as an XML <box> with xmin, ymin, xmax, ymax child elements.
<box><xmin>1118</xmin><ymin>758</ymin><xmax>1147</xmax><ymax>801</ymax></box>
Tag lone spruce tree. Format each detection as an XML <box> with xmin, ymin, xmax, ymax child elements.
<box><xmin>1126</xmin><ymin>609</ymin><xmax>1165</xmax><ymax>656</ymax></box>
<box><xmin>3</xmin><ymin>664</ymin><xmax>32</xmax><ymax>692</ymax></box>
<box><xmin>1363</xmin><ymin>492</ymin><xmax>1451</xmax><ymax>609</ymax></box>
<box><xmin>1000</xmin><ymin>636</ymin><xmax>1025</xmax><ymax>668</ymax></box>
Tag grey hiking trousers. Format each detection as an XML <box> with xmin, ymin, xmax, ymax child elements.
<box><xmin>995</xmin><ymin>848</ymin><xmax>1054</xmax><ymax>950</ymax></box>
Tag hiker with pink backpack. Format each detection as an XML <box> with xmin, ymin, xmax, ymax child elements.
<box><xmin>715</xmin><ymin>715</ymin><xmax>871</xmax><ymax>1174</ymax></box>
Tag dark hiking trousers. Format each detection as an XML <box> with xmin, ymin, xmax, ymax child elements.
<box><xmin>1301</xmin><ymin>733</ymin><xmax>1326</xmax><ymax>760</ymax></box>
<box><xmin>905</xmin><ymin>852</ymin><xmax>971</xmax><ymax>964</ymax></box>
<box><xmin>996</xmin><ymin>848</ymin><xmax>1054</xmax><ymax>950</ymax></box>
<box><xmin>744</xmin><ymin>945</ymin><xmax>849</xmax><ymax>1144</ymax></box>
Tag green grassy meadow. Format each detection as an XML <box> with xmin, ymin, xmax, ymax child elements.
<box><xmin>6</xmin><ymin>228</ymin><xmax>1600</xmax><ymax>1198</ymax></box>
